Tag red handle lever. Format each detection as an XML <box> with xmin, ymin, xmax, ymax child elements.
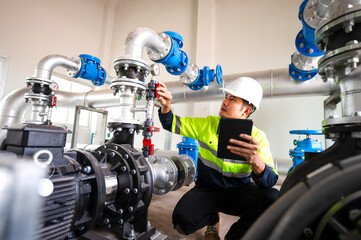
<box><xmin>51</xmin><ymin>96</ymin><xmax>57</xmax><ymax>106</ymax></box>
<box><xmin>155</xmin><ymin>83</ymin><xmax>161</xmax><ymax>98</ymax></box>
<box><xmin>149</xmin><ymin>126</ymin><xmax>160</xmax><ymax>132</ymax></box>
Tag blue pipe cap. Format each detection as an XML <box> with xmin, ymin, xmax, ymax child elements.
<box><xmin>187</xmin><ymin>65</ymin><xmax>223</xmax><ymax>91</ymax></box>
<box><xmin>74</xmin><ymin>54</ymin><xmax>107</xmax><ymax>86</ymax></box>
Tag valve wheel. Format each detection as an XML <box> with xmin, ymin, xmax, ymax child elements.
<box><xmin>216</xmin><ymin>64</ymin><xmax>223</xmax><ymax>85</ymax></box>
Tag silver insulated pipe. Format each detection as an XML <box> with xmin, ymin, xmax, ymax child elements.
<box><xmin>0</xmin><ymin>68</ymin><xmax>338</xmax><ymax>141</ymax></box>
<box><xmin>33</xmin><ymin>55</ymin><xmax>81</xmax><ymax>80</ymax></box>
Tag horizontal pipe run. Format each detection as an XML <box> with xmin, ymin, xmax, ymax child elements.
<box><xmin>0</xmin><ymin>68</ymin><xmax>338</xmax><ymax>143</ymax></box>
<box><xmin>170</xmin><ymin>68</ymin><xmax>338</xmax><ymax>103</ymax></box>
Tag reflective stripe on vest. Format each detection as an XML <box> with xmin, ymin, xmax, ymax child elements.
<box><xmin>171</xmin><ymin>114</ymin><xmax>278</xmax><ymax>176</ymax></box>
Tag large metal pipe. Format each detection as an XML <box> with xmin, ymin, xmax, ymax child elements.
<box><xmin>0</xmin><ymin>68</ymin><xmax>338</xmax><ymax>143</ymax></box>
<box><xmin>169</xmin><ymin>68</ymin><xmax>338</xmax><ymax>103</ymax></box>
<box><xmin>62</xmin><ymin>68</ymin><xmax>338</xmax><ymax>105</ymax></box>
<box><xmin>0</xmin><ymin>88</ymin><xmax>30</xmax><ymax>128</ymax></box>
<box><xmin>122</xmin><ymin>27</ymin><xmax>170</xmax><ymax>62</ymax></box>
<box><xmin>33</xmin><ymin>54</ymin><xmax>81</xmax><ymax>80</ymax></box>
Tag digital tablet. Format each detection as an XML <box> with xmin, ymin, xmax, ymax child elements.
<box><xmin>217</xmin><ymin>118</ymin><xmax>253</xmax><ymax>160</ymax></box>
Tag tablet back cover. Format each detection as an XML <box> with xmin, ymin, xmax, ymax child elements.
<box><xmin>217</xmin><ymin>118</ymin><xmax>253</xmax><ymax>160</ymax></box>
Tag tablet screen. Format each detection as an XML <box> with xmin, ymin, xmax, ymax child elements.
<box><xmin>217</xmin><ymin>118</ymin><xmax>253</xmax><ymax>160</ymax></box>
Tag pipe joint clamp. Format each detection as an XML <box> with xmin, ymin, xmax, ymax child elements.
<box><xmin>155</xmin><ymin>31</ymin><xmax>189</xmax><ymax>75</ymax></box>
<box><xmin>74</xmin><ymin>54</ymin><xmax>107</xmax><ymax>86</ymax></box>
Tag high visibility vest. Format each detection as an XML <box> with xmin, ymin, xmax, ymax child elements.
<box><xmin>171</xmin><ymin>114</ymin><xmax>278</xmax><ymax>178</ymax></box>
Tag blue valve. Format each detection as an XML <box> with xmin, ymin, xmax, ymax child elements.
<box><xmin>288</xmin><ymin>129</ymin><xmax>324</xmax><ymax>174</ymax></box>
<box><xmin>74</xmin><ymin>54</ymin><xmax>107</xmax><ymax>86</ymax></box>
<box><xmin>154</xmin><ymin>31</ymin><xmax>189</xmax><ymax>75</ymax></box>
<box><xmin>216</xmin><ymin>65</ymin><xmax>223</xmax><ymax>85</ymax></box>
<box><xmin>187</xmin><ymin>65</ymin><xmax>223</xmax><ymax>91</ymax></box>
<box><xmin>177</xmin><ymin>137</ymin><xmax>199</xmax><ymax>179</ymax></box>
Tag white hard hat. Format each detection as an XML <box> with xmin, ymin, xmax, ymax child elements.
<box><xmin>219</xmin><ymin>77</ymin><xmax>263</xmax><ymax>109</ymax></box>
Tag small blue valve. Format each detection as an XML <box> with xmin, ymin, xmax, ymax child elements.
<box><xmin>187</xmin><ymin>65</ymin><xmax>223</xmax><ymax>91</ymax></box>
<box><xmin>288</xmin><ymin>129</ymin><xmax>324</xmax><ymax>174</ymax></box>
<box><xmin>177</xmin><ymin>137</ymin><xmax>199</xmax><ymax>179</ymax></box>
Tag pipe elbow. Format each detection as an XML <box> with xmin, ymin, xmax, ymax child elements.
<box><xmin>34</xmin><ymin>54</ymin><xmax>81</xmax><ymax>80</ymax></box>
<box><xmin>123</xmin><ymin>27</ymin><xmax>170</xmax><ymax>61</ymax></box>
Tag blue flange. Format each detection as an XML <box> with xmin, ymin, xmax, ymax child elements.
<box><xmin>74</xmin><ymin>54</ymin><xmax>107</xmax><ymax>86</ymax></box>
<box><xmin>187</xmin><ymin>65</ymin><xmax>223</xmax><ymax>91</ymax></box>
<box><xmin>154</xmin><ymin>31</ymin><xmax>189</xmax><ymax>75</ymax></box>
<box><xmin>297</xmin><ymin>0</ymin><xmax>325</xmax><ymax>57</ymax></box>
<box><xmin>289</xmin><ymin>0</ymin><xmax>326</xmax><ymax>82</ymax></box>
<box><xmin>289</xmin><ymin>63</ymin><xmax>319</xmax><ymax>81</ymax></box>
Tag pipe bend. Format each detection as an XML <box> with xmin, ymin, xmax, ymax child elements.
<box><xmin>0</xmin><ymin>87</ymin><xmax>30</xmax><ymax>143</ymax></box>
<box><xmin>122</xmin><ymin>27</ymin><xmax>170</xmax><ymax>61</ymax></box>
<box><xmin>34</xmin><ymin>54</ymin><xmax>81</xmax><ymax>80</ymax></box>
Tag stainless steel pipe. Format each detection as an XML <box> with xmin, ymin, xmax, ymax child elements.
<box><xmin>170</xmin><ymin>68</ymin><xmax>338</xmax><ymax>103</ymax></box>
<box><xmin>122</xmin><ymin>27</ymin><xmax>171</xmax><ymax>62</ymax></box>
<box><xmin>0</xmin><ymin>68</ymin><xmax>338</xmax><ymax>143</ymax></box>
<box><xmin>33</xmin><ymin>54</ymin><xmax>81</xmax><ymax>80</ymax></box>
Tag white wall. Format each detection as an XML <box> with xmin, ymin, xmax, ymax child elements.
<box><xmin>0</xmin><ymin>0</ymin><xmax>328</xmax><ymax>162</ymax></box>
<box><xmin>0</xmin><ymin>0</ymin><xmax>108</xmax><ymax>93</ymax></box>
<box><xmin>213</xmin><ymin>0</ymin><xmax>327</xmax><ymax>161</ymax></box>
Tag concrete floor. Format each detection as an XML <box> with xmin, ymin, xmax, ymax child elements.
<box><xmin>148</xmin><ymin>183</ymin><xmax>239</xmax><ymax>240</ymax></box>
<box><xmin>148</xmin><ymin>175</ymin><xmax>286</xmax><ymax>240</ymax></box>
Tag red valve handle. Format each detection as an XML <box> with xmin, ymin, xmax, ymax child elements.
<box><xmin>149</xmin><ymin>144</ymin><xmax>154</xmax><ymax>155</ymax></box>
<box><xmin>149</xmin><ymin>126</ymin><xmax>160</xmax><ymax>132</ymax></box>
<box><xmin>51</xmin><ymin>96</ymin><xmax>57</xmax><ymax>106</ymax></box>
<box><xmin>155</xmin><ymin>83</ymin><xmax>161</xmax><ymax>98</ymax></box>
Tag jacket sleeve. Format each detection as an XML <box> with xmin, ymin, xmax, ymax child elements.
<box><xmin>158</xmin><ymin>109</ymin><xmax>173</xmax><ymax>131</ymax></box>
<box><xmin>158</xmin><ymin>109</ymin><xmax>208</xmax><ymax>140</ymax></box>
<box><xmin>251</xmin><ymin>128</ymin><xmax>279</xmax><ymax>188</ymax></box>
<box><xmin>251</xmin><ymin>165</ymin><xmax>279</xmax><ymax>188</ymax></box>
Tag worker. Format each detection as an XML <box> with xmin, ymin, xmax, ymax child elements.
<box><xmin>156</xmin><ymin>77</ymin><xmax>279</xmax><ymax>240</ymax></box>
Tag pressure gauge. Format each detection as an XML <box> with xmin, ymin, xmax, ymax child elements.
<box><xmin>150</xmin><ymin>64</ymin><xmax>160</xmax><ymax>76</ymax></box>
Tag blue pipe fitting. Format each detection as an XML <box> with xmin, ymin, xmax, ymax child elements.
<box><xmin>177</xmin><ymin>137</ymin><xmax>199</xmax><ymax>178</ymax></box>
<box><xmin>297</xmin><ymin>0</ymin><xmax>325</xmax><ymax>57</ymax></box>
<box><xmin>289</xmin><ymin>62</ymin><xmax>318</xmax><ymax>81</ymax></box>
<box><xmin>187</xmin><ymin>65</ymin><xmax>223</xmax><ymax>91</ymax></box>
<box><xmin>288</xmin><ymin>130</ymin><xmax>324</xmax><ymax>175</ymax></box>
<box><xmin>289</xmin><ymin>0</ymin><xmax>326</xmax><ymax>82</ymax></box>
<box><xmin>74</xmin><ymin>54</ymin><xmax>107</xmax><ymax>86</ymax></box>
<box><xmin>154</xmin><ymin>31</ymin><xmax>189</xmax><ymax>75</ymax></box>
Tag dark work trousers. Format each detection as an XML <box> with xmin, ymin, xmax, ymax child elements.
<box><xmin>172</xmin><ymin>182</ymin><xmax>279</xmax><ymax>240</ymax></box>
